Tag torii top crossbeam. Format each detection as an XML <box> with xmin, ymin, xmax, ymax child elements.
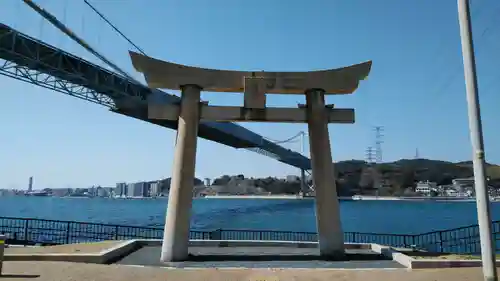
<box><xmin>129</xmin><ymin>51</ymin><xmax>371</xmax><ymax>95</ymax></box>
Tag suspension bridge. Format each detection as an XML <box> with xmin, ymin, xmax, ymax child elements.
<box><xmin>0</xmin><ymin>0</ymin><xmax>374</xmax><ymax>264</ymax></box>
<box><xmin>0</xmin><ymin>1</ymin><xmax>313</xmax><ymax>173</ymax></box>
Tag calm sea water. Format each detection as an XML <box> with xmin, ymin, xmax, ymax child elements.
<box><xmin>0</xmin><ymin>197</ymin><xmax>499</xmax><ymax>234</ymax></box>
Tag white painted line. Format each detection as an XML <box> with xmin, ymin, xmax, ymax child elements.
<box><xmin>119</xmin><ymin>264</ymin><xmax>151</xmax><ymax>269</ymax></box>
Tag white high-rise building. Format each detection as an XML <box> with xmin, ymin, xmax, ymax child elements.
<box><xmin>150</xmin><ymin>181</ymin><xmax>160</xmax><ymax>197</ymax></box>
<box><xmin>127</xmin><ymin>182</ymin><xmax>148</xmax><ymax>197</ymax></box>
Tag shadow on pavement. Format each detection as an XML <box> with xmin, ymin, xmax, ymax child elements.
<box><xmin>0</xmin><ymin>274</ymin><xmax>40</xmax><ymax>279</ymax></box>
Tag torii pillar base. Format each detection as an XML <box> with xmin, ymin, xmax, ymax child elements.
<box><xmin>160</xmin><ymin>85</ymin><xmax>201</xmax><ymax>262</ymax></box>
<box><xmin>306</xmin><ymin>89</ymin><xmax>345</xmax><ymax>259</ymax></box>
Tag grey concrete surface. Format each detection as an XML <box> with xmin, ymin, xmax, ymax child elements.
<box><xmin>116</xmin><ymin>246</ymin><xmax>404</xmax><ymax>269</ymax></box>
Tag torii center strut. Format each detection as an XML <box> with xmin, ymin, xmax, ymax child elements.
<box><xmin>129</xmin><ymin>51</ymin><xmax>372</xmax><ymax>262</ymax></box>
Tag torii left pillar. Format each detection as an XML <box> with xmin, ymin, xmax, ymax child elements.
<box><xmin>161</xmin><ymin>84</ymin><xmax>201</xmax><ymax>262</ymax></box>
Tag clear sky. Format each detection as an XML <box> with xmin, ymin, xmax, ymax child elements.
<box><xmin>1</xmin><ymin>0</ymin><xmax>500</xmax><ymax>190</ymax></box>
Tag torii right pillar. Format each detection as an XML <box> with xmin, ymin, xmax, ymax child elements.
<box><xmin>306</xmin><ymin>89</ymin><xmax>344</xmax><ymax>258</ymax></box>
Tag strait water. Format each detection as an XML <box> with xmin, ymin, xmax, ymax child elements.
<box><xmin>1</xmin><ymin>197</ymin><xmax>499</xmax><ymax>234</ymax></box>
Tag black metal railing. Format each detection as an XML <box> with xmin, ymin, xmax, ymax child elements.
<box><xmin>0</xmin><ymin>216</ymin><xmax>499</xmax><ymax>254</ymax></box>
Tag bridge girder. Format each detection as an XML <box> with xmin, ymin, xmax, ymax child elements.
<box><xmin>0</xmin><ymin>23</ymin><xmax>311</xmax><ymax>170</ymax></box>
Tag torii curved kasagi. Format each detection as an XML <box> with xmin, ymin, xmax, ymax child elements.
<box><xmin>130</xmin><ymin>51</ymin><xmax>371</xmax><ymax>94</ymax></box>
<box><xmin>129</xmin><ymin>51</ymin><xmax>372</xmax><ymax>263</ymax></box>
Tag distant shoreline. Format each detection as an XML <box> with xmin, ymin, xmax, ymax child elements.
<box><xmin>201</xmin><ymin>195</ymin><xmax>308</xmax><ymax>200</ymax></box>
<box><xmin>17</xmin><ymin>194</ymin><xmax>496</xmax><ymax>203</ymax></box>
<box><xmin>201</xmin><ymin>194</ymin><xmax>495</xmax><ymax>202</ymax></box>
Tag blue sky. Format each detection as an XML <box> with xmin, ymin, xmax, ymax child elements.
<box><xmin>1</xmin><ymin>0</ymin><xmax>500</xmax><ymax>190</ymax></box>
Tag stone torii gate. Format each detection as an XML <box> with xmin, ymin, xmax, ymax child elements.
<box><xmin>129</xmin><ymin>51</ymin><xmax>372</xmax><ymax>262</ymax></box>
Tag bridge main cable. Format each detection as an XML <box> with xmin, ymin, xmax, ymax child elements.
<box><xmin>22</xmin><ymin>0</ymin><xmax>138</xmax><ymax>83</ymax></box>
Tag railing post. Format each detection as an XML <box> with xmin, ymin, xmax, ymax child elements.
<box><xmin>0</xmin><ymin>234</ymin><xmax>5</xmax><ymax>275</ymax></box>
<box><xmin>438</xmin><ymin>231</ymin><xmax>444</xmax><ymax>252</ymax></box>
<box><xmin>259</xmin><ymin>231</ymin><xmax>262</xmax><ymax>240</ymax></box>
<box><xmin>209</xmin><ymin>229</ymin><xmax>221</xmax><ymax>240</ymax></box>
<box><xmin>114</xmin><ymin>225</ymin><xmax>119</xmax><ymax>240</ymax></box>
<box><xmin>65</xmin><ymin>222</ymin><xmax>71</xmax><ymax>244</ymax></box>
<box><xmin>23</xmin><ymin>219</ymin><xmax>29</xmax><ymax>244</ymax></box>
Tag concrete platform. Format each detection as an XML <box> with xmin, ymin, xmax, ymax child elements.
<box><xmin>116</xmin><ymin>246</ymin><xmax>404</xmax><ymax>269</ymax></box>
<box><xmin>0</xmin><ymin>261</ymin><xmax>496</xmax><ymax>281</ymax></box>
<box><xmin>5</xmin><ymin>240</ymin><xmax>496</xmax><ymax>270</ymax></box>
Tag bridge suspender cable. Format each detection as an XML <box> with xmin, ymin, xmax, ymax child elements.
<box><xmin>22</xmin><ymin>0</ymin><xmax>139</xmax><ymax>84</ymax></box>
<box><xmin>81</xmin><ymin>0</ymin><xmax>309</xmax><ymax>161</ymax></box>
<box><xmin>83</xmin><ymin>0</ymin><xmax>147</xmax><ymax>56</ymax></box>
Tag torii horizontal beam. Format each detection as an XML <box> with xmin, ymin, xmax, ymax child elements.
<box><xmin>148</xmin><ymin>103</ymin><xmax>355</xmax><ymax>123</ymax></box>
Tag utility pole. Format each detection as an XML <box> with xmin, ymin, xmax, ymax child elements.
<box><xmin>457</xmin><ymin>0</ymin><xmax>497</xmax><ymax>280</ymax></box>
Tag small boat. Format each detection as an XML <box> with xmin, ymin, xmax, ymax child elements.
<box><xmin>26</xmin><ymin>190</ymin><xmax>49</xmax><ymax>197</ymax></box>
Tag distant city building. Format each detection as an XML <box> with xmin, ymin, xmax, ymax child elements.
<box><xmin>150</xmin><ymin>181</ymin><xmax>160</xmax><ymax>197</ymax></box>
<box><xmin>51</xmin><ymin>188</ymin><xmax>71</xmax><ymax>197</ymax></box>
<box><xmin>450</xmin><ymin>177</ymin><xmax>499</xmax><ymax>197</ymax></box>
<box><xmin>102</xmin><ymin>187</ymin><xmax>114</xmax><ymax>197</ymax></box>
<box><xmin>88</xmin><ymin>186</ymin><xmax>97</xmax><ymax>197</ymax></box>
<box><xmin>452</xmin><ymin>177</ymin><xmax>479</xmax><ymax>195</ymax></box>
<box><xmin>443</xmin><ymin>187</ymin><xmax>470</xmax><ymax>197</ymax></box>
<box><xmin>96</xmin><ymin>186</ymin><xmax>110</xmax><ymax>197</ymax></box>
<box><xmin>415</xmin><ymin>181</ymin><xmax>438</xmax><ymax>195</ymax></box>
<box><xmin>28</xmin><ymin>176</ymin><xmax>33</xmax><ymax>192</ymax></box>
<box><xmin>127</xmin><ymin>182</ymin><xmax>148</xmax><ymax>197</ymax></box>
<box><xmin>204</xmin><ymin>178</ymin><xmax>211</xmax><ymax>186</ymax></box>
<box><xmin>143</xmin><ymin>182</ymin><xmax>151</xmax><ymax>197</ymax></box>
<box><xmin>452</xmin><ymin>177</ymin><xmax>475</xmax><ymax>188</ymax></box>
<box><xmin>115</xmin><ymin>182</ymin><xmax>127</xmax><ymax>197</ymax></box>
<box><xmin>126</xmin><ymin>183</ymin><xmax>136</xmax><ymax>197</ymax></box>
<box><xmin>286</xmin><ymin>175</ymin><xmax>300</xmax><ymax>182</ymax></box>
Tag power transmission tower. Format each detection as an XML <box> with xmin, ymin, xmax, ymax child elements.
<box><xmin>365</xmin><ymin>146</ymin><xmax>376</xmax><ymax>164</ymax></box>
<box><xmin>372</xmin><ymin>126</ymin><xmax>384</xmax><ymax>195</ymax></box>
<box><xmin>360</xmin><ymin>146</ymin><xmax>376</xmax><ymax>195</ymax></box>
<box><xmin>374</xmin><ymin>126</ymin><xmax>384</xmax><ymax>164</ymax></box>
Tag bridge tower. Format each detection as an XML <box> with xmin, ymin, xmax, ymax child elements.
<box><xmin>129</xmin><ymin>52</ymin><xmax>372</xmax><ymax>262</ymax></box>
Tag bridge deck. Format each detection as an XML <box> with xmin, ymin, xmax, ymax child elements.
<box><xmin>0</xmin><ymin>23</ymin><xmax>310</xmax><ymax>169</ymax></box>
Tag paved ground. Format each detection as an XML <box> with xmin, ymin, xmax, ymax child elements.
<box><xmin>5</xmin><ymin>241</ymin><xmax>123</xmax><ymax>254</ymax></box>
<box><xmin>116</xmin><ymin>246</ymin><xmax>403</xmax><ymax>268</ymax></box>
<box><xmin>0</xmin><ymin>261</ymin><xmax>493</xmax><ymax>281</ymax></box>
